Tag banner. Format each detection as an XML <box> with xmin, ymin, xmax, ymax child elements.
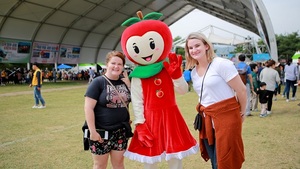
<box><xmin>0</xmin><ymin>38</ymin><xmax>31</xmax><ymax>63</ymax></box>
<box><xmin>253</xmin><ymin>53</ymin><xmax>270</xmax><ymax>62</ymax></box>
<box><xmin>58</xmin><ymin>45</ymin><xmax>81</xmax><ymax>64</ymax></box>
<box><xmin>31</xmin><ymin>42</ymin><xmax>59</xmax><ymax>63</ymax></box>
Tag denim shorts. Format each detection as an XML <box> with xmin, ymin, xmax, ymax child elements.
<box><xmin>89</xmin><ymin>128</ymin><xmax>128</xmax><ymax>155</ymax></box>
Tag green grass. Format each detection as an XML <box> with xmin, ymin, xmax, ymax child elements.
<box><xmin>0</xmin><ymin>83</ymin><xmax>299</xmax><ymax>169</ymax></box>
<box><xmin>0</xmin><ymin>80</ymin><xmax>87</xmax><ymax>94</ymax></box>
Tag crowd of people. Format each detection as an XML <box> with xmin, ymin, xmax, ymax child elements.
<box><xmin>225</xmin><ymin>53</ymin><xmax>300</xmax><ymax>118</ymax></box>
<box><xmin>0</xmin><ymin>67</ymin><xmax>103</xmax><ymax>86</ymax></box>
<box><xmin>251</xmin><ymin>57</ymin><xmax>300</xmax><ymax>112</ymax></box>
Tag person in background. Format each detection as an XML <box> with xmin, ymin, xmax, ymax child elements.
<box><xmin>259</xmin><ymin>59</ymin><xmax>280</xmax><ymax>115</ymax></box>
<box><xmin>298</xmin><ymin>56</ymin><xmax>300</xmax><ymax>73</ymax></box>
<box><xmin>250</xmin><ymin>63</ymin><xmax>259</xmax><ymax>112</ymax></box>
<box><xmin>297</xmin><ymin>57</ymin><xmax>300</xmax><ymax>106</ymax></box>
<box><xmin>276</xmin><ymin>64</ymin><xmax>285</xmax><ymax>97</ymax></box>
<box><xmin>88</xmin><ymin>67</ymin><xmax>95</xmax><ymax>83</ymax></box>
<box><xmin>273</xmin><ymin>63</ymin><xmax>281</xmax><ymax>101</ymax></box>
<box><xmin>29</xmin><ymin>62</ymin><xmax>46</xmax><ymax>108</ymax></box>
<box><xmin>284</xmin><ymin>58</ymin><xmax>298</xmax><ymax>102</ymax></box>
<box><xmin>236</xmin><ymin>54</ymin><xmax>254</xmax><ymax>116</ymax></box>
<box><xmin>256</xmin><ymin>82</ymin><xmax>269</xmax><ymax>117</ymax></box>
<box><xmin>1</xmin><ymin>69</ymin><xmax>7</xmax><ymax>85</ymax></box>
<box><xmin>84</xmin><ymin>51</ymin><xmax>131</xmax><ymax>169</ymax></box>
<box><xmin>185</xmin><ymin>32</ymin><xmax>246</xmax><ymax>169</ymax></box>
<box><xmin>25</xmin><ymin>70</ymin><xmax>32</xmax><ymax>84</ymax></box>
<box><xmin>257</xmin><ymin>62</ymin><xmax>264</xmax><ymax>84</ymax></box>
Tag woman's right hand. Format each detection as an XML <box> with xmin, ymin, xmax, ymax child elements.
<box><xmin>90</xmin><ymin>131</ymin><xmax>103</xmax><ymax>143</ymax></box>
<box><xmin>241</xmin><ymin>113</ymin><xmax>245</xmax><ymax>123</ymax></box>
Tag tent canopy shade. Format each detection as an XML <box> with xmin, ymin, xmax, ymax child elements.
<box><xmin>57</xmin><ymin>64</ymin><xmax>72</xmax><ymax>69</ymax></box>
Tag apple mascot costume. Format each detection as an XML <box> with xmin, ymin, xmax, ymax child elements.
<box><xmin>121</xmin><ymin>11</ymin><xmax>198</xmax><ymax>169</ymax></box>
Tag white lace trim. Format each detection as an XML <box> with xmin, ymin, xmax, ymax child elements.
<box><xmin>124</xmin><ymin>144</ymin><xmax>199</xmax><ymax>164</ymax></box>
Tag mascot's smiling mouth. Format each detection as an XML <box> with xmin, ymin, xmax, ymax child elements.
<box><xmin>142</xmin><ymin>54</ymin><xmax>153</xmax><ymax>62</ymax></box>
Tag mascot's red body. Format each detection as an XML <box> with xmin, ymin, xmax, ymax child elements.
<box><xmin>121</xmin><ymin>11</ymin><xmax>198</xmax><ymax>167</ymax></box>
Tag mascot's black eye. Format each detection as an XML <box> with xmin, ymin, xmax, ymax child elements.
<box><xmin>133</xmin><ymin>45</ymin><xmax>139</xmax><ymax>54</ymax></box>
<box><xmin>149</xmin><ymin>39</ymin><xmax>155</xmax><ymax>50</ymax></box>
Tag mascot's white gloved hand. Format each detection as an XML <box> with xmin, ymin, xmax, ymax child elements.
<box><xmin>135</xmin><ymin>123</ymin><xmax>154</xmax><ymax>147</ymax></box>
<box><xmin>163</xmin><ymin>53</ymin><xmax>183</xmax><ymax>79</ymax></box>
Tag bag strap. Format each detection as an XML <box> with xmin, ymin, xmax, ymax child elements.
<box><xmin>103</xmin><ymin>75</ymin><xmax>129</xmax><ymax>111</ymax></box>
<box><xmin>199</xmin><ymin>62</ymin><xmax>212</xmax><ymax>104</ymax></box>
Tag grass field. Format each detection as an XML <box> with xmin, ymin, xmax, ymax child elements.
<box><xmin>0</xmin><ymin>81</ymin><xmax>299</xmax><ymax>169</ymax></box>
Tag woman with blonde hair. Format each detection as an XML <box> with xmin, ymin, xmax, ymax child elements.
<box><xmin>185</xmin><ymin>32</ymin><xmax>246</xmax><ymax>169</ymax></box>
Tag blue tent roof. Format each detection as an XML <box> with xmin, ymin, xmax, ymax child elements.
<box><xmin>57</xmin><ymin>64</ymin><xmax>72</xmax><ymax>69</ymax></box>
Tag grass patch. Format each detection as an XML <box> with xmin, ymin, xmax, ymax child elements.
<box><xmin>0</xmin><ymin>84</ymin><xmax>299</xmax><ymax>168</ymax></box>
<box><xmin>0</xmin><ymin>80</ymin><xmax>87</xmax><ymax>94</ymax></box>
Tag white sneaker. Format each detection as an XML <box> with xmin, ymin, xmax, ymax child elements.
<box><xmin>286</xmin><ymin>99</ymin><xmax>289</xmax><ymax>102</ymax></box>
<box><xmin>291</xmin><ymin>97</ymin><xmax>296</xmax><ymax>101</ymax></box>
<box><xmin>32</xmin><ymin>105</ymin><xmax>39</xmax><ymax>108</ymax></box>
<box><xmin>267</xmin><ymin>111</ymin><xmax>272</xmax><ymax>115</ymax></box>
<box><xmin>260</xmin><ymin>113</ymin><xmax>268</xmax><ymax>118</ymax></box>
<box><xmin>38</xmin><ymin>105</ymin><xmax>46</xmax><ymax>109</ymax></box>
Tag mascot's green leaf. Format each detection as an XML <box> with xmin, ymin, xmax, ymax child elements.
<box><xmin>143</xmin><ymin>12</ymin><xmax>163</xmax><ymax>20</ymax></box>
<box><xmin>121</xmin><ymin>17</ymin><xmax>140</xmax><ymax>27</ymax></box>
<box><xmin>121</xmin><ymin>11</ymin><xmax>163</xmax><ymax>27</ymax></box>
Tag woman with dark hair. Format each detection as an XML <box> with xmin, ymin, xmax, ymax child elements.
<box><xmin>284</xmin><ymin>58</ymin><xmax>298</xmax><ymax>102</ymax></box>
<box><xmin>259</xmin><ymin>59</ymin><xmax>280</xmax><ymax>115</ymax></box>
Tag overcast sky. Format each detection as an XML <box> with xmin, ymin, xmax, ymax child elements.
<box><xmin>169</xmin><ymin>0</ymin><xmax>300</xmax><ymax>41</ymax></box>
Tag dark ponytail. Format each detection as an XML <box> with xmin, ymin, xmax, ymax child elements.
<box><xmin>286</xmin><ymin>58</ymin><xmax>292</xmax><ymax>66</ymax></box>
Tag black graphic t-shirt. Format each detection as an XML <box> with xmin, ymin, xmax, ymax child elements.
<box><xmin>85</xmin><ymin>76</ymin><xmax>131</xmax><ymax>130</ymax></box>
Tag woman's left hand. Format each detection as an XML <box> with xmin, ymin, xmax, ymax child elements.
<box><xmin>121</xmin><ymin>70</ymin><xmax>131</xmax><ymax>89</ymax></box>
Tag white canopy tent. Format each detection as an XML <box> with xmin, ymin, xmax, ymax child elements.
<box><xmin>174</xmin><ymin>25</ymin><xmax>253</xmax><ymax>48</ymax></box>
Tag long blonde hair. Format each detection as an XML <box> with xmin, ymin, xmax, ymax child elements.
<box><xmin>184</xmin><ymin>32</ymin><xmax>215</xmax><ymax>70</ymax></box>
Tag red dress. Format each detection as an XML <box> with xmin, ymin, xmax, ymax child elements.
<box><xmin>124</xmin><ymin>69</ymin><xmax>198</xmax><ymax>163</ymax></box>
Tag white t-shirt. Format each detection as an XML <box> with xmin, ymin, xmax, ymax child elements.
<box><xmin>191</xmin><ymin>57</ymin><xmax>238</xmax><ymax>107</ymax></box>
